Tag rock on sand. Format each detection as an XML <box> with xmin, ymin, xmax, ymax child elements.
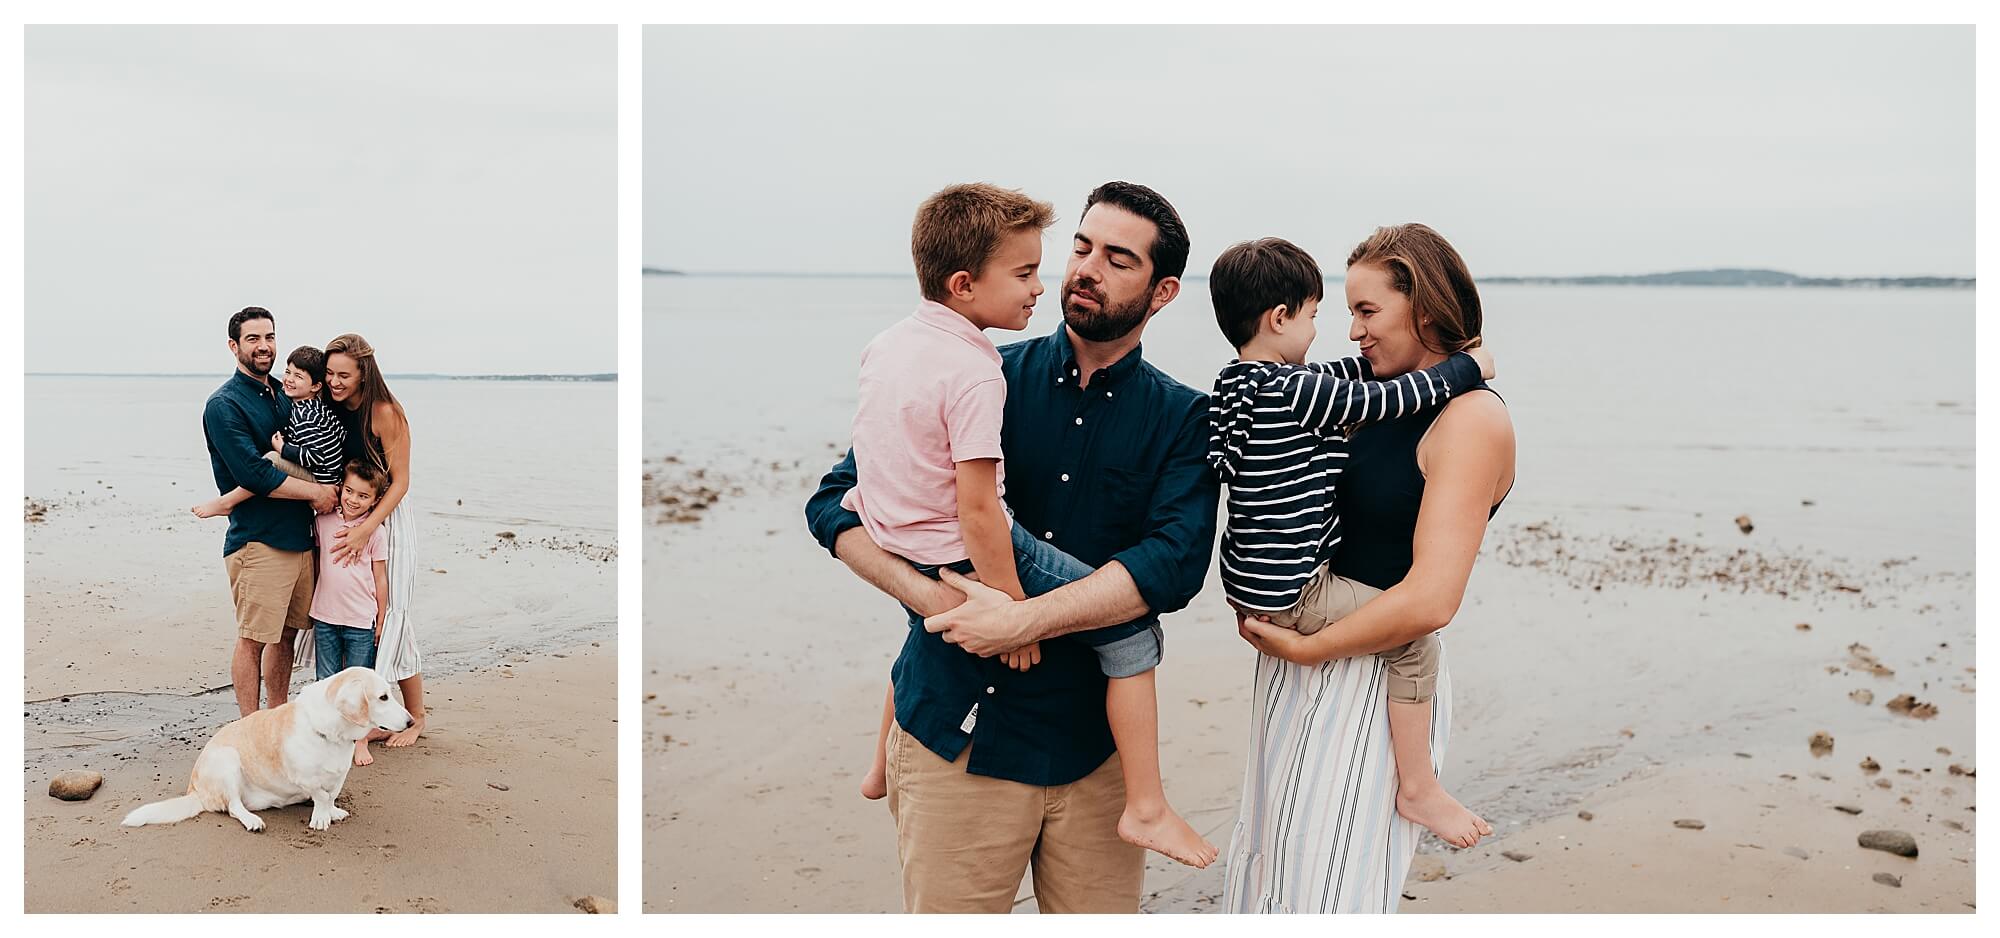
<box><xmin>573</xmin><ymin>895</ymin><xmax>615</xmax><ymax>914</ymax></box>
<box><xmin>48</xmin><ymin>770</ymin><xmax>103</xmax><ymax>801</ymax></box>
<box><xmin>1809</xmin><ymin>731</ymin><xmax>1835</xmax><ymax>756</ymax></box>
<box><xmin>1857</xmin><ymin>830</ymin><xmax>1918</xmax><ymax>858</ymax></box>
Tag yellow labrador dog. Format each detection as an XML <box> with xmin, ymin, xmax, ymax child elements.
<box><xmin>122</xmin><ymin>667</ymin><xmax>412</xmax><ymax>832</ymax></box>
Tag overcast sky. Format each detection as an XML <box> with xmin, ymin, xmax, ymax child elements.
<box><xmin>646</xmin><ymin>25</ymin><xmax>1971</xmax><ymax>279</ymax></box>
<box><xmin>28</xmin><ymin>26</ymin><xmax>614</xmax><ymax>375</ymax></box>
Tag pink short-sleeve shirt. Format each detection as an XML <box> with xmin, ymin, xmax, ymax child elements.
<box><xmin>841</xmin><ymin>300</ymin><xmax>1007</xmax><ymax>565</ymax></box>
<box><xmin>309</xmin><ymin>511</ymin><xmax>390</xmax><ymax>628</ymax></box>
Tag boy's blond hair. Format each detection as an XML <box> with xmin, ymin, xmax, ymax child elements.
<box><xmin>911</xmin><ymin>183</ymin><xmax>1056</xmax><ymax>302</ymax></box>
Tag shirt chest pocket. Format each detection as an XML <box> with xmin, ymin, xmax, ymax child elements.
<box><xmin>1092</xmin><ymin>465</ymin><xmax>1154</xmax><ymax>540</ymax></box>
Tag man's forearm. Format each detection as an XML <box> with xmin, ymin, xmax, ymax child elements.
<box><xmin>268</xmin><ymin>476</ymin><xmax>326</xmax><ymax>502</ymax></box>
<box><xmin>1019</xmin><ymin>560</ymin><xmax>1151</xmax><ymax>642</ymax></box>
<box><xmin>832</xmin><ymin>526</ymin><xmax>961</xmax><ymax>618</ymax></box>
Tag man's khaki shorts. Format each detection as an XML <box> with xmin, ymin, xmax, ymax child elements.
<box><xmin>224</xmin><ymin>542</ymin><xmax>314</xmax><ymax>645</ymax></box>
<box><xmin>1235</xmin><ymin>565</ymin><xmax>1439</xmax><ymax>704</ymax></box>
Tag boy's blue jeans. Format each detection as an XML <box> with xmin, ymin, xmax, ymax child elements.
<box><xmin>312</xmin><ymin>617</ymin><xmax>377</xmax><ymax>681</ymax></box>
<box><xmin>907</xmin><ymin>523</ymin><xmax>1163</xmax><ymax>677</ymax></box>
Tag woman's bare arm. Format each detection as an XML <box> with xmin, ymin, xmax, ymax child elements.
<box><xmin>1240</xmin><ymin>391</ymin><xmax>1514</xmax><ymax>665</ymax></box>
<box><xmin>333</xmin><ymin>402</ymin><xmax>411</xmax><ymax>565</ymax></box>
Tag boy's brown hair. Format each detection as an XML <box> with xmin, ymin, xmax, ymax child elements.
<box><xmin>911</xmin><ymin>183</ymin><xmax>1056</xmax><ymax>302</ymax></box>
<box><xmin>342</xmin><ymin>460</ymin><xmax>390</xmax><ymax>496</ymax></box>
<box><xmin>1210</xmin><ymin>238</ymin><xmax>1325</xmax><ymax>349</ymax></box>
<box><xmin>286</xmin><ymin>346</ymin><xmax>327</xmax><ymax>386</ymax></box>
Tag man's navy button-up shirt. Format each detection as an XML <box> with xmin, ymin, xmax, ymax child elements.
<box><xmin>806</xmin><ymin>324</ymin><xmax>1219</xmax><ymax>787</ymax></box>
<box><xmin>203</xmin><ymin>369</ymin><xmax>313</xmax><ymax>557</ymax></box>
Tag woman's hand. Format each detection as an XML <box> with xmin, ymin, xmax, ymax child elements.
<box><xmin>330</xmin><ymin>518</ymin><xmax>378</xmax><ymax>566</ymax></box>
<box><xmin>1237</xmin><ymin>611</ymin><xmax>1324</xmax><ymax>665</ymax></box>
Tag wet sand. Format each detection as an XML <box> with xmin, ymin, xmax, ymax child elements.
<box><xmin>26</xmin><ymin>642</ymin><xmax>617</xmax><ymax>914</ymax></box>
<box><xmin>642</xmin><ymin>451</ymin><xmax>1975</xmax><ymax>914</ymax></box>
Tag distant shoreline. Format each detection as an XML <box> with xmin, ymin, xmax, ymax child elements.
<box><xmin>27</xmin><ymin>372</ymin><xmax>617</xmax><ymax>382</ymax></box>
<box><xmin>644</xmin><ymin>267</ymin><xmax>1973</xmax><ymax>289</ymax></box>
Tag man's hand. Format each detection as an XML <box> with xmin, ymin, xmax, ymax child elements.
<box><xmin>924</xmin><ymin>567</ymin><xmax>1034</xmax><ymax>657</ymax></box>
<box><xmin>1466</xmin><ymin>343</ymin><xmax>1496</xmax><ymax>381</ymax></box>
<box><xmin>310</xmin><ymin>483</ymin><xmax>338</xmax><ymax>514</ymax></box>
<box><xmin>1000</xmin><ymin>641</ymin><xmax>1041</xmax><ymax>672</ymax></box>
<box><xmin>1237</xmin><ymin>611</ymin><xmax>1323</xmax><ymax>665</ymax></box>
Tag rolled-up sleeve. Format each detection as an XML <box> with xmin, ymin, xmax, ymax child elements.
<box><xmin>804</xmin><ymin>448</ymin><xmax>864</xmax><ymax>557</ymax></box>
<box><xmin>1108</xmin><ymin>399</ymin><xmax>1220</xmax><ymax>617</ymax></box>
<box><xmin>204</xmin><ymin>395</ymin><xmax>290</xmax><ymax>497</ymax></box>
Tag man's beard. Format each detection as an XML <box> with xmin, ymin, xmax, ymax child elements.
<box><xmin>237</xmin><ymin>347</ymin><xmax>273</xmax><ymax>377</ymax></box>
<box><xmin>1061</xmin><ymin>280</ymin><xmax>1151</xmax><ymax>343</ymax></box>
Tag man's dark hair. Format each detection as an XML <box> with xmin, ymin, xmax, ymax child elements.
<box><xmin>286</xmin><ymin>346</ymin><xmax>327</xmax><ymax>385</ymax></box>
<box><xmin>1081</xmin><ymin>181</ymin><xmax>1190</xmax><ymax>284</ymax></box>
<box><xmin>228</xmin><ymin>307</ymin><xmax>274</xmax><ymax>342</ymax></box>
<box><xmin>1210</xmin><ymin>238</ymin><xmax>1325</xmax><ymax>348</ymax></box>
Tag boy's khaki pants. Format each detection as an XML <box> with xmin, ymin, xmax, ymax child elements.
<box><xmin>883</xmin><ymin>720</ymin><xmax>1143</xmax><ymax>913</ymax></box>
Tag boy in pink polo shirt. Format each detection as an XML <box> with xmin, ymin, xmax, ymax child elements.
<box><xmin>846</xmin><ymin>183</ymin><xmax>1215</xmax><ymax>869</ymax></box>
<box><xmin>310</xmin><ymin>460</ymin><xmax>392</xmax><ymax>766</ymax></box>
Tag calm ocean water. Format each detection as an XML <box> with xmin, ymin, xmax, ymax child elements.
<box><xmin>28</xmin><ymin>375</ymin><xmax>617</xmax><ymax>533</ymax></box>
<box><xmin>646</xmin><ymin>274</ymin><xmax>1973</xmax><ymax>563</ymax></box>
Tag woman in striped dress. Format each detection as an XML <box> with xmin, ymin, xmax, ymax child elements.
<box><xmin>296</xmin><ymin>333</ymin><xmax>428</xmax><ymax>751</ymax></box>
<box><xmin>1224</xmin><ymin>224</ymin><xmax>1514</xmax><ymax>913</ymax></box>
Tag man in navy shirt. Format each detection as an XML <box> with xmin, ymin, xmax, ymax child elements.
<box><xmin>202</xmin><ymin>307</ymin><xmax>337</xmax><ymax>717</ymax></box>
<box><xmin>805</xmin><ymin>182</ymin><xmax>1219</xmax><ymax>912</ymax></box>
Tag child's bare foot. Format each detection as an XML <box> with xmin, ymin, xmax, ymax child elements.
<box><xmin>191</xmin><ymin>499</ymin><xmax>232</xmax><ymax>518</ymax></box>
<box><xmin>1117</xmin><ymin>802</ymin><xmax>1218</xmax><ymax>868</ymax></box>
<box><xmin>387</xmin><ymin>713</ymin><xmax>425</xmax><ymax>748</ymax></box>
<box><xmin>859</xmin><ymin>764</ymin><xmax>887</xmax><ymax>800</ymax></box>
<box><xmin>353</xmin><ymin>738</ymin><xmax>374</xmax><ymax>767</ymax></box>
<box><xmin>1396</xmin><ymin>783</ymin><xmax>1492</xmax><ymax>849</ymax></box>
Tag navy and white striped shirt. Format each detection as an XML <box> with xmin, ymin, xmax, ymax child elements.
<box><xmin>1207</xmin><ymin>352</ymin><xmax>1482</xmax><ymax>611</ymax></box>
<box><xmin>280</xmin><ymin>397</ymin><xmax>348</xmax><ymax>484</ymax></box>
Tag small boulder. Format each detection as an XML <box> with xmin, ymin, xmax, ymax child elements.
<box><xmin>48</xmin><ymin>770</ymin><xmax>103</xmax><ymax>801</ymax></box>
<box><xmin>1857</xmin><ymin>830</ymin><xmax>1918</xmax><ymax>857</ymax></box>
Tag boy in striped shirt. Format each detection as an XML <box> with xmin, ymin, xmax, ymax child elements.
<box><xmin>1206</xmin><ymin>238</ymin><xmax>1494</xmax><ymax>849</ymax></box>
<box><xmin>193</xmin><ymin>345</ymin><xmax>347</xmax><ymax>518</ymax></box>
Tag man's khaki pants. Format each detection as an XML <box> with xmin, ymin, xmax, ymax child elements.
<box><xmin>884</xmin><ymin>720</ymin><xmax>1144</xmax><ymax>913</ymax></box>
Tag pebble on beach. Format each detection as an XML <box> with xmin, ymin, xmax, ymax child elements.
<box><xmin>1809</xmin><ymin>731</ymin><xmax>1835</xmax><ymax>756</ymax></box>
<box><xmin>1734</xmin><ymin>514</ymin><xmax>1754</xmax><ymax>534</ymax></box>
<box><xmin>1501</xmin><ymin>850</ymin><xmax>1532</xmax><ymax>862</ymax></box>
<box><xmin>1673</xmin><ymin>819</ymin><xmax>1706</xmax><ymax>830</ymax></box>
<box><xmin>1857</xmin><ymin>830</ymin><xmax>1918</xmax><ymax>858</ymax></box>
<box><xmin>48</xmin><ymin>770</ymin><xmax>103</xmax><ymax>801</ymax></box>
<box><xmin>1577</xmin><ymin>810</ymin><xmax>1594</xmax><ymax>821</ymax></box>
<box><xmin>1860</xmin><ymin>756</ymin><xmax>1881</xmax><ymax>774</ymax></box>
<box><xmin>1850</xmin><ymin>689</ymin><xmax>1875</xmax><ymax>705</ymax></box>
<box><xmin>1834</xmin><ymin>805</ymin><xmax>1863</xmax><ymax>815</ymax></box>
<box><xmin>573</xmin><ymin>895</ymin><xmax>615</xmax><ymax>914</ymax></box>
<box><xmin>1885</xmin><ymin>694</ymin><xmax>1939</xmax><ymax>719</ymax></box>
<box><xmin>1873</xmin><ymin>873</ymin><xmax>1903</xmax><ymax>888</ymax></box>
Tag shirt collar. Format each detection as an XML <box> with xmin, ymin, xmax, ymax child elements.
<box><xmin>911</xmin><ymin>299</ymin><xmax>1003</xmax><ymax>365</ymax></box>
<box><xmin>1051</xmin><ymin>323</ymin><xmax>1143</xmax><ymax>389</ymax></box>
<box><xmin>231</xmin><ymin>368</ymin><xmax>280</xmax><ymax>398</ymax></box>
<box><xmin>333</xmin><ymin>511</ymin><xmax>372</xmax><ymax>528</ymax></box>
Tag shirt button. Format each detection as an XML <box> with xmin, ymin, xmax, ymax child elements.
<box><xmin>1074</xmin><ymin>417</ymin><xmax>1083</xmax><ymax>426</ymax></box>
<box><xmin>1060</xmin><ymin>473</ymin><xmax>1070</xmax><ymax>482</ymax></box>
<box><xmin>1056</xmin><ymin>376</ymin><xmax>1063</xmax><ymax>384</ymax></box>
<box><xmin>1106</xmin><ymin>391</ymin><xmax>1114</xmax><ymax>398</ymax></box>
<box><xmin>1043</xmin><ymin>531</ymin><xmax>1054</xmax><ymax>540</ymax></box>
<box><xmin>985</xmin><ymin>686</ymin><xmax>996</xmax><ymax>695</ymax></box>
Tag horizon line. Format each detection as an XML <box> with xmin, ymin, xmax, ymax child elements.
<box><xmin>642</xmin><ymin>267</ymin><xmax>1976</xmax><ymax>282</ymax></box>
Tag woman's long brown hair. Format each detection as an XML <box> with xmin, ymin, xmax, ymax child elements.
<box><xmin>324</xmin><ymin>333</ymin><xmax>405</xmax><ymax>472</ymax></box>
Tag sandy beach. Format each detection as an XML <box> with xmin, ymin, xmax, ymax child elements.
<box><xmin>24</xmin><ymin>375</ymin><xmax>619</xmax><ymax>913</ymax></box>
<box><xmin>27</xmin><ymin>641</ymin><xmax>618</xmax><ymax>914</ymax></box>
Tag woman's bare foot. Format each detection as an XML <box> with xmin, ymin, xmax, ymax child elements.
<box><xmin>1117</xmin><ymin>802</ymin><xmax>1218</xmax><ymax>868</ymax></box>
<box><xmin>353</xmin><ymin>738</ymin><xmax>374</xmax><ymax>767</ymax></box>
<box><xmin>387</xmin><ymin>712</ymin><xmax>425</xmax><ymax>748</ymax></box>
<box><xmin>1396</xmin><ymin>783</ymin><xmax>1492</xmax><ymax>848</ymax></box>
<box><xmin>191</xmin><ymin>499</ymin><xmax>232</xmax><ymax>518</ymax></box>
<box><xmin>860</xmin><ymin>763</ymin><xmax>887</xmax><ymax>800</ymax></box>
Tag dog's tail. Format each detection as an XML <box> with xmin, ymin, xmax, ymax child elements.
<box><xmin>121</xmin><ymin>794</ymin><xmax>205</xmax><ymax>827</ymax></box>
